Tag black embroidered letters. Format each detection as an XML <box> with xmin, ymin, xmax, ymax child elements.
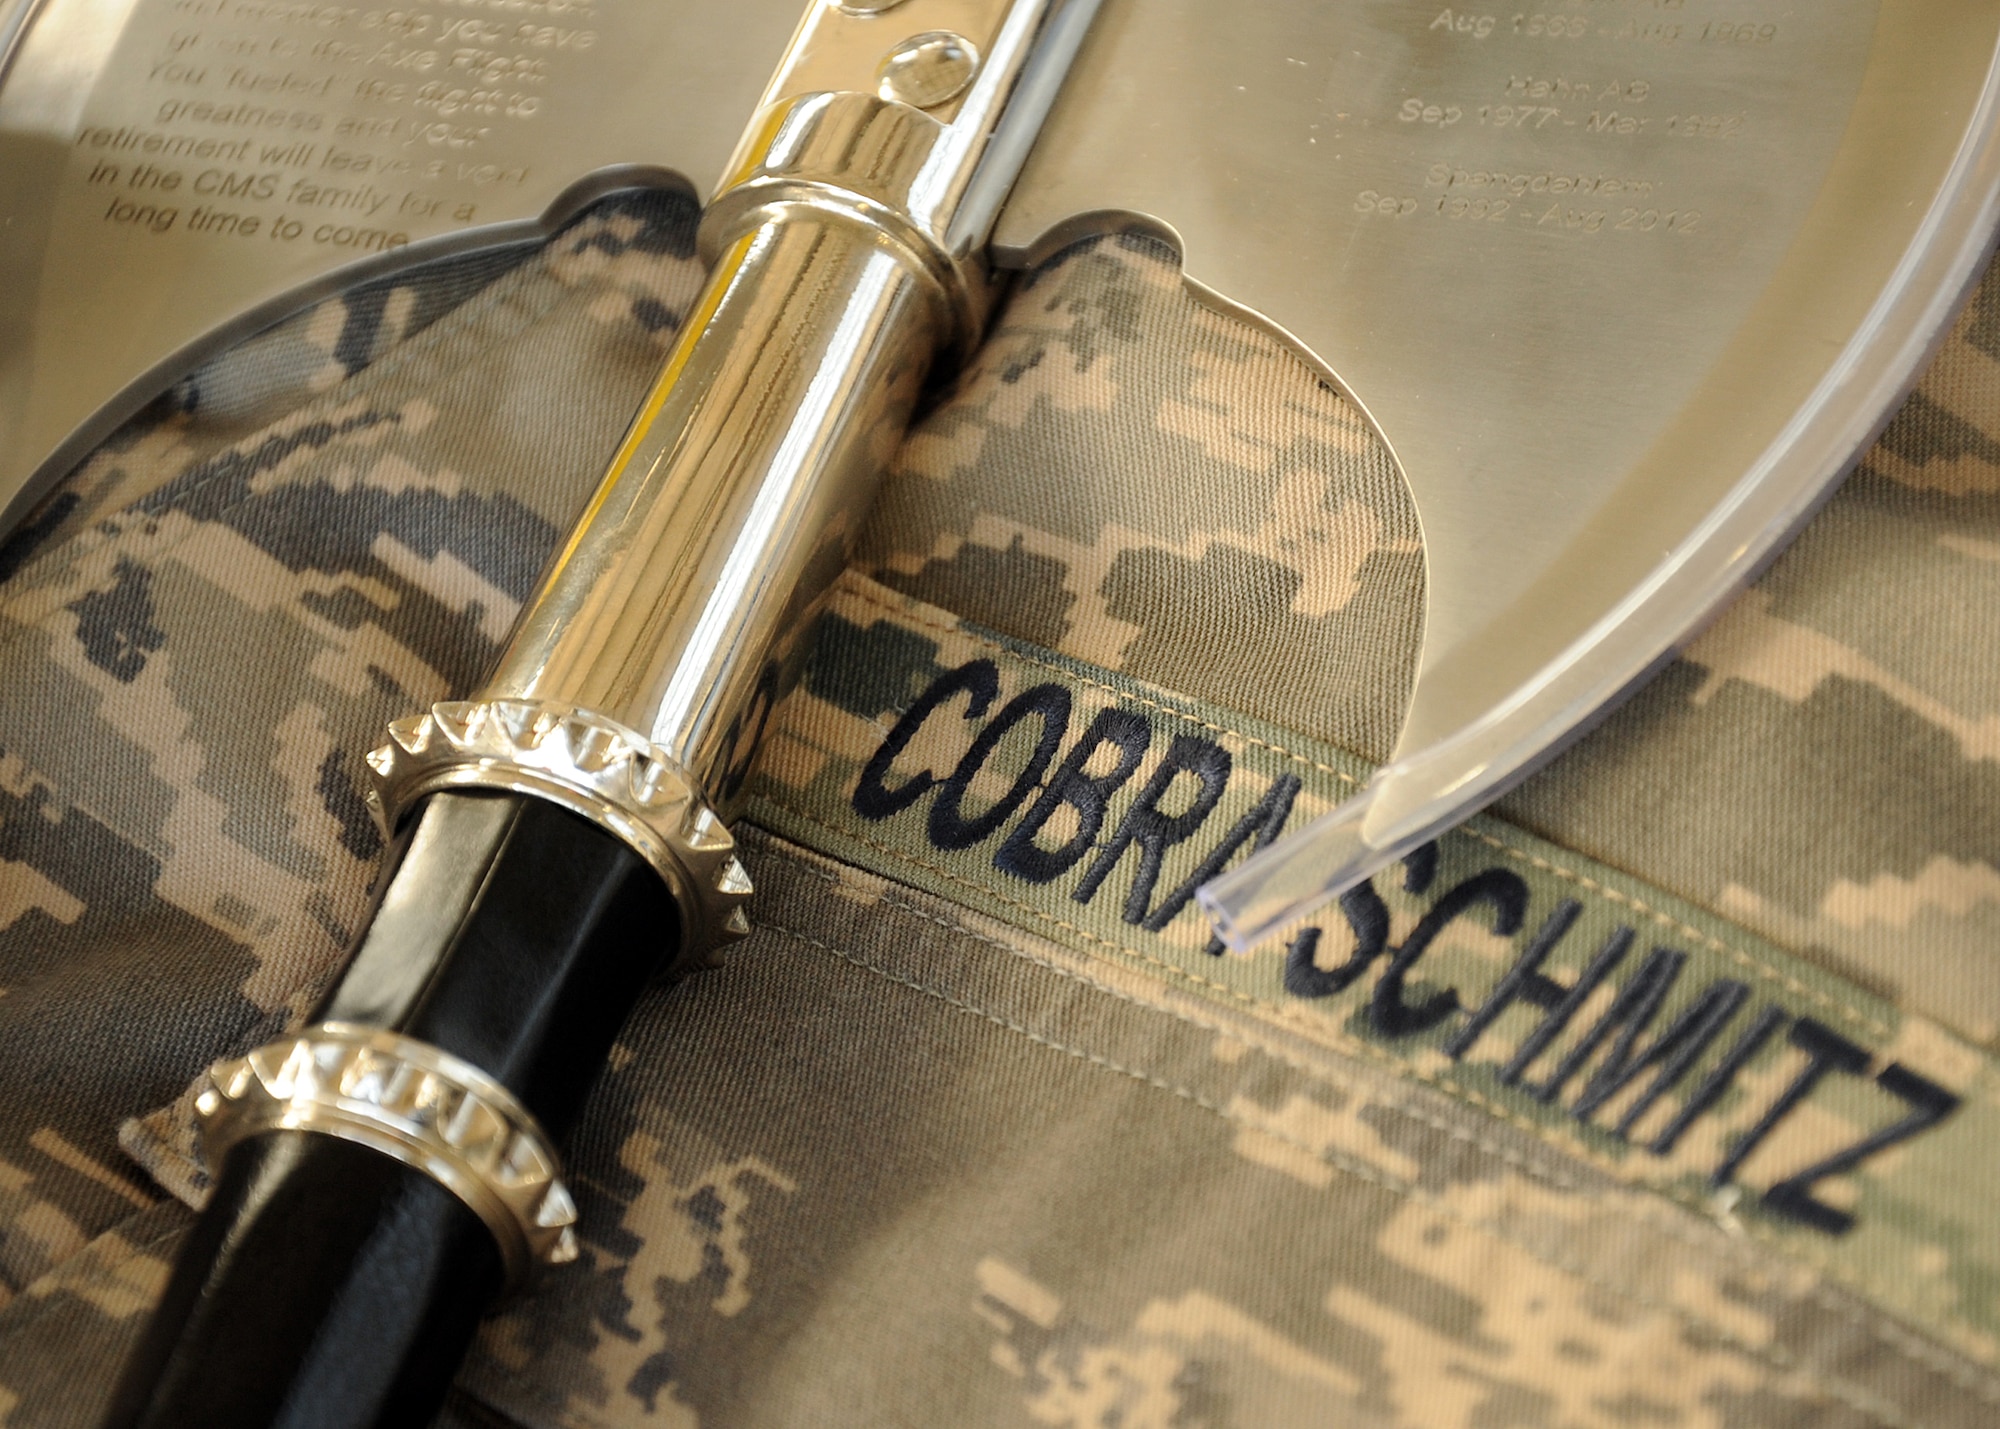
<box><xmin>849</xmin><ymin>659</ymin><xmax>1965</xmax><ymax>1236</ymax></box>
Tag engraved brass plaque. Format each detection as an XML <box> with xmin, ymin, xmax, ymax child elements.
<box><xmin>3</xmin><ymin>0</ymin><xmax>1998</xmax><ymax>934</ymax></box>
<box><xmin>989</xmin><ymin>1</ymin><xmax>2000</xmax><ymax>934</ymax></box>
<box><xmin>0</xmin><ymin>0</ymin><xmax>807</xmax><ymax>533</ymax></box>
<box><xmin>1002</xmin><ymin>0</ymin><xmax>1996</xmax><ymax>751</ymax></box>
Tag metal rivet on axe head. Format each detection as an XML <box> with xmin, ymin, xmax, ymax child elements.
<box><xmin>838</xmin><ymin>0</ymin><xmax>912</xmax><ymax>12</ymax></box>
<box><xmin>877</xmin><ymin>31</ymin><xmax>978</xmax><ymax>110</ymax></box>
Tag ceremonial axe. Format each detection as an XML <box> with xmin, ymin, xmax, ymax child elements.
<box><xmin>0</xmin><ymin>0</ymin><xmax>1993</xmax><ymax>1421</ymax></box>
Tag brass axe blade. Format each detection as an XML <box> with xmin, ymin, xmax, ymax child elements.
<box><xmin>1</xmin><ymin>0</ymin><xmax>1996</xmax><ymax>945</ymax></box>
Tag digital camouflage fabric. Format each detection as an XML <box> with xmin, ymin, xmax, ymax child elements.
<box><xmin>0</xmin><ymin>186</ymin><xmax>1994</xmax><ymax>1429</ymax></box>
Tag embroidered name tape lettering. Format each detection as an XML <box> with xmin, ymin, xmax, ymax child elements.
<box><xmin>747</xmin><ymin>578</ymin><xmax>2000</xmax><ymax>1357</ymax></box>
<box><xmin>844</xmin><ymin>655</ymin><xmax>1957</xmax><ymax>1237</ymax></box>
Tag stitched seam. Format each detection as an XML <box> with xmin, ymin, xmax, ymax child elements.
<box><xmin>763</xmin><ymin>792</ymin><xmax>1827</xmax><ymax>1193</ymax></box>
<box><xmin>765</xmin><ymin>841</ymin><xmax>2000</xmax><ymax>1401</ymax></box>
<box><xmin>766</xmin><ymin>849</ymin><xmax>1884</xmax><ymax>1293</ymax></box>
<box><xmin>833</xmin><ymin>576</ymin><xmax>1894</xmax><ymax>1040</ymax></box>
<box><xmin>760</xmin><ymin>913</ymin><xmax>1939</xmax><ymax>1429</ymax></box>
<box><xmin>1462</xmin><ymin>830</ymin><xmax>1892</xmax><ymax>1041</ymax></box>
<box><xmin>762</xmin><ymin>796</ymin><xmax>1259</xmax><ymax>1005</ymax></box>
<box><xmin>766</xmin><ymin>792</ymin><xmax>1742</xmax><ymax>1175</ymax></box>
<box><xmin>752</xmin><ymin>810</ymin><xmax>2000</xmax><ymax>1399</ymax></box>
<box><xmin>119</xmin><ymin>1118</ymin><xmax>204</xmax><ymax>1208</ymax></box>
<box><xmin>770</xmin><ymin>849</ymin><xmax>1599</xmax><ymax>1195</ymax></box>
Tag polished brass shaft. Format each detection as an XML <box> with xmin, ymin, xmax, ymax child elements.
<box><xmin>483</xmin><ymin>207</ymin><xmax>949</xmax><ymax>810</ymax></box>
<box><xmin>366</xmin><ymin>0</ymin><xmax>1086</xmax><ymax>951</ymax></box>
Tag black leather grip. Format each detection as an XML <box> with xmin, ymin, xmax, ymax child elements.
<box><xmin>103</xmin><ymin>792</ymin><xmax>682</xmax><ymax>1429</ymax></box>
<box><xmin>102</xmin><ymin>1132</ymin><xmax>503</xmax><ymax>1429</ymax></box>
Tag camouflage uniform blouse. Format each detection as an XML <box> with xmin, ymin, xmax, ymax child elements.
<box><xmin>0</xmin><ymin>190</ymin><xmax>1996</xmax><ymax>1428</ymax></box>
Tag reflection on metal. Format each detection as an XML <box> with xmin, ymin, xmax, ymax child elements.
<box><xmin>0</xmin><ymin>0</ymin><xmax>48</xmax><ymax>84</ymax></box>
<box><xmin>986</xmin><ymin>1</ymin><xmax>2000</xmax><ymax>945</ymax></box>
<box><xmin>878</xmin><ymin>31</ymin><xmax>981</xmax><ymax>109</ymax></box>
<box><xmin>3</xmin><ymin>0</ymin><xmax>1999</xmax><ymax>949</ymax></box>
<box><xmin>413</xmin><ymin>0</ymin><xmax>1097</xmax><ymax>918</ymax></box>
<box><xmin>194</xmin><ymin>1023</ymin><xmax>581</xmax><ymax>1287</ymax></box>
<box><xmin>0</xmin><ymin>0</ymin><xmax>809</xmax><ymax>534</ymax></box>
<box><xmin>363</xmin><ymin>700</ymin><xmax>754</xmax><ymax>958</ymax></box>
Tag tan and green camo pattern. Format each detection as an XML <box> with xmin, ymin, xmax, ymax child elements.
<box><xmin>749</xmin><ymin>570</ymin><xmax>2000</xmax><ymax>1371</ymax></box>
<box><xmin>0</xmin><ymin>176</ymin><xmax>1994</xmax><ymax>1428</ymax></box>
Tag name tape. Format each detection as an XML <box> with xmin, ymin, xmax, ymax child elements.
<box><xmin>748</xmin><ymin>575</ymin><xmax>2000</xmax><ymax>1355</ymax></box>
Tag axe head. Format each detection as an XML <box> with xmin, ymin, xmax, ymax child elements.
<box><xmin>2</xmin><ymin>0</ymin><xmax>1997</xmax><ymax>945</ymax></box>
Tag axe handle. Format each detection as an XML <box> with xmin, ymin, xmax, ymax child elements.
<box><xmin>102</xmin><ymin>792</ymin><xmax>675</xmax><ymax>1429</ymax></box>
<box><xmin>102</xmin><ymin>3</ymin><xmax>1098</xmax><ymax>1417</ymax></box>
<box><xmin>103</xmin><ymin>189</ymin><xmax>953</xmax><ymax>1429</ymax></box>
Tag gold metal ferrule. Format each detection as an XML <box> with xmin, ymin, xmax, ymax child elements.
<box><xmin>368</xmin><ymin>0</ymin><xmax>1083</xmax><ymax>951</ymax></box>
<box><xmin>193</xmin><ymin>1024</ymin><xmax>579</xmax><ymax>1289</ymax></box>
<box><xmin>364</xmin><ymin>699</ymin><xmax>753</xmax><ymax>957</ymax></box>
